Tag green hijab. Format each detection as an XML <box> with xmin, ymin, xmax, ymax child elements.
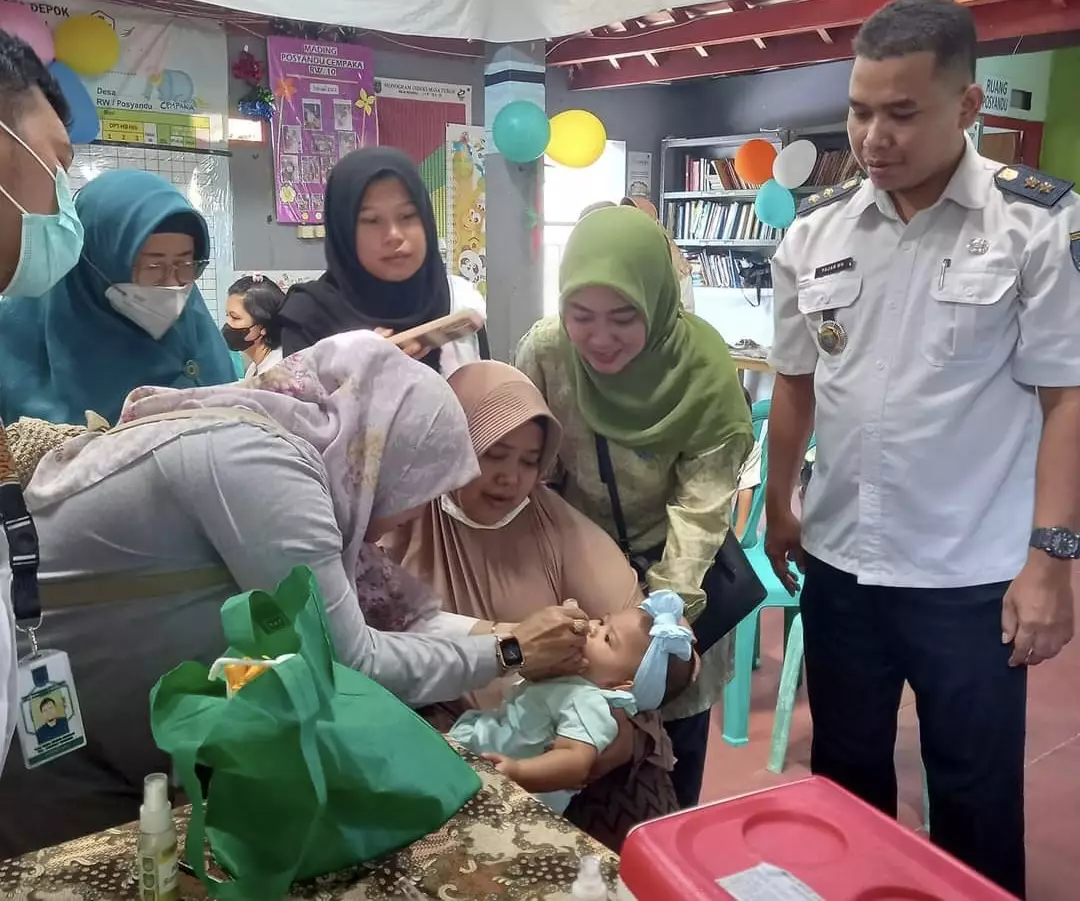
<box><xmin>558</xmin><ymin>206</ymin><xmax>751</xmax><ymax>458</ymax></box>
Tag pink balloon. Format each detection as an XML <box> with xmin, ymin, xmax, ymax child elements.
<box><xmin>0</xmin><ymin>2</ymin><xmax>55</xmax><ymax>65</ymax></box>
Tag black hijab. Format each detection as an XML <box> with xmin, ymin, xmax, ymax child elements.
<box><xmin>278</xmin><ymin>147</ymin><xmax>452</xmax><ymax>365</ymax></box>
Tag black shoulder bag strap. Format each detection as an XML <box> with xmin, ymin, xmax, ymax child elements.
<box><xmin>595</xmin><ymin>435</ymin><xmax>657</xmax><ymax>586</ymax></box>
<box><xmin>595</xmin><ymin>434</ymin><xmax>633</xmax><ymax>558</ymax></box>
<box><xmin>476</xmin><ymin>327</ymin><xmax>491</xmax><ymax>361</ymax></box>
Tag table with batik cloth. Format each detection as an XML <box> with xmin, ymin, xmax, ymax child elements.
<box><xmin>0</xmin><ymin>750</ymin><xmax>619</xmax><ymax>901</ymax></box>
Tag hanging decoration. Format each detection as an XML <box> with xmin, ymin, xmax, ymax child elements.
<box><xmin>232</xmin><ymin>48</ymin><xmax>274</xmax><ymax>122</ymax></box>
<box><xmin>734</xmin><ymin>139</ymin><xmax>777</xmax><ymax>187</ymax></box>
<box><xmin>772</xmin><ymin>139</ymin><xmax>818</xmax><ymax>189</ymax></box>
<box><xmin>546</xmin><ymin>109</ymin><xmax>606</xmax><ymax>169</ymax></box>
<box><xmin>754</xmin><ymin>178</ymin><xmax>797</xmax><ymax>230</ymax></box>
<box><xmin>491</xmin><ymin>100</ymin><xmax>550</xmax><ymax>164</ymax></box>
<box><xmin>0</xmin><ymin>2</ymin><xmax>54</xmax><ymax>64</ymax></box>
<box><xmin>52</xmin><ymin>13</ymin><xmax>119</xmax><ymax>77</ymax></box>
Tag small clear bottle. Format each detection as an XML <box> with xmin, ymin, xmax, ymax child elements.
<box><xmin>137</xmin><ymin>772</ymin><xmax>180</xmax><ymax>901</ymax></box>
<box><xmin>571</xmin><ymin>855</ymin><xmax>611</xmax><ymax>900</ymax></box>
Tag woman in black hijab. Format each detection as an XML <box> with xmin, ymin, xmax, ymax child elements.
<box><xmin>278</xmin><ymin>148</ymin><xmax>456</xmax><ymax>370</ymax></box>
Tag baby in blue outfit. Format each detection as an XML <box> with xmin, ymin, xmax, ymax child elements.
<box><xmin>449</xmin><ymin>591</ymin><xmax>696</xmax><ymax>812</ymax></box>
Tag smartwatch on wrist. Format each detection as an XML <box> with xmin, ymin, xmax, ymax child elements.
<box><xmin>495</xmin><ymin>634</ymin><xmax>525</xmax><ymax>672</ymax></box>
<box><xmin>1030</xmin><ymin>526</ymin><xmax>1080</xmax><ymax>560</ymax></box>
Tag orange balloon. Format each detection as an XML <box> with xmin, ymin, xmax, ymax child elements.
<box><xmin>734</xmin><ymin>139</ymin><xmax>778</xmax><ymax>186</ymax></box>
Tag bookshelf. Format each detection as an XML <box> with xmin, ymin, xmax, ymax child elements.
<box><xmin>659</xmin><ymin>128</ymin><xmax>857</xmax><ymax>290</ymax></box>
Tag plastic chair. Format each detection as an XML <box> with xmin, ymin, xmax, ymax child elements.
<box><xmin>721</xmin><ymin>426</ymin><xmax>804</xmax><ymax>747</ymax></box>
<box><xmin>744</xmin><ymin>401</ymin><xmax>800</xmax><ymax>670</ymax></box>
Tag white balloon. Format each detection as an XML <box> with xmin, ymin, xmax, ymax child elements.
<box><xmin>772</xmin><ymin>140</ymin><xmax>818</xmax><ymax>189</ymax></box>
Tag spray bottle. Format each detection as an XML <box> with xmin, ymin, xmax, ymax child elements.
<box><xmin>137</xmin><ymin>772</ymin><xmax>180</xmax><ymax>901</ymax></box>
<box><xmin>571</xmin><ymin>855</ymin><xmax>611</xmax><ymax>900</ymax></box>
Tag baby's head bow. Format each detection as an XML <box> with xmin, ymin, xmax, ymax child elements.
<box><xmin>631</xmin><ymin>590</ymin><xmax>694</xmax><ymax>712</ymax></box>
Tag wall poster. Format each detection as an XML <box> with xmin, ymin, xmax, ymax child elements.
<box><xmin>375</xmin><ymin>78</ymin><xmax>472</xmax><ymax>250</ymax></box>
<box><xmin>267</xmin><ymin>36</ymin><xmax>377</xmax><ymax>225</ymax></box>
<box><xmin>446</xmin><ymin>125</ymin><xmax>487</xmax><ymax>298</ymax></box>
<box><xmin>627</xmin><ymin>151</ymin><xmax>653</xmax><ymax>198</ymax></box>
<box><xmin>34</xmin><ymin>0</ymin><xmax>228</xmax><ymax>149</ymax></box>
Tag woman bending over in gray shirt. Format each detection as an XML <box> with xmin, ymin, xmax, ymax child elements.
<box><xmin>0</xmin><ymin>331</ymin><xmax>586</xmax><ymax>855</ymax></box>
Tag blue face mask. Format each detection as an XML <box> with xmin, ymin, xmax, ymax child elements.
<box><xmin>0</xmin><ymin>121</ymin><xmax>85</xmax><ymax>298</ymax></box>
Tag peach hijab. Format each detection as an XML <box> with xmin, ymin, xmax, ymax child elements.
<box><xmin>383</xmin><ymin>361</ymin><xmax>640</xmax><ymax>625</ymax></box>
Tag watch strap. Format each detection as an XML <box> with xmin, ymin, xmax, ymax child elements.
<box><xmin>1030</xmin><ymin>526</ymin><xmax>1080</xmax><ymax>560</ymax></box>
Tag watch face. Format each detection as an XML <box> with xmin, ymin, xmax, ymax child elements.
<box><xmin>1052</xmin><ymin>529</ymin><xmax>1080</xmax><ymax>559</ymax></box>
<box><xmin>499</xmin><ymin>637</ymin><xmax>524</xmax><ymax>668</ymax></box>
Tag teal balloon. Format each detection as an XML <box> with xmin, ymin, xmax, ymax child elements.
<box><xmin>492</xmin><ymin>101</ymin><xmax>550</xmax><ymax>164</ymax></box>
<box><xmin>755</xmin><ymin>179</ymin><xmax>796</xmax><ymax>229</ymax></box>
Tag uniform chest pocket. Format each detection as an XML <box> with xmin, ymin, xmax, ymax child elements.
<box><xmin>923</xmin><ymin>266</ymin><xmax>1018</xmax><ymax>366</ymax></box>
<box><xmin>797</xmin><ymin>274</ymin><xmax>862</xmax><ymax>356</ymax></box>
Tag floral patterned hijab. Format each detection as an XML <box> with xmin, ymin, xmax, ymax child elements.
<box><xmin>26</xmin><ymin>331</ymin><xmax>480</xmax><ymax>630</ymax></box>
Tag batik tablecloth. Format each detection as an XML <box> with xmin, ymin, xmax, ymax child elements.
<box><xmin>0</xmin><ymin>751</ymin><xmax>618</xmax><ymax>900</ymax></box>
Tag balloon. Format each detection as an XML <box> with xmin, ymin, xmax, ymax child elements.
<box><xmin>546</xmin><ymin>109</ymin><xmax>607</xmax><ymax>169</ymax></box>
<box><xmin>773</xmin><ymin>139</ymin><xmax>818</xmax><ymax>189</ymax></box>
<box><xmin>755</xmin><ymin>180</ymin><xmax>796</xmax><ymax>230</ymax></box>
<box><xmin>48</xmin><ymin>62</ymin><xmax>100</xmax><ymax>144</ymax></box>
<box><xmin>734</xmin><ymin>139</ymin><xmax>777</xmax><ymax>186</ymax></box>
<box><xmin>491</xmin><ymin>101</ymin><xmax>550</xmax><ymax>164</ymax></box>
<box><xmin>0</xmin><ymin>2</ymin><xmax>54</xmax><ymax>64</ymax></box>
<box><xmin>53</xmin><ymin>14</ymin><xmax>120</xmax><ymax>77</ymax></box>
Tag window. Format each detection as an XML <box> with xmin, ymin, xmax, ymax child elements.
<box><xmin>542</xmin><ymin>140</ymin><xmax>627</xmax><ymax>316</ymax></box>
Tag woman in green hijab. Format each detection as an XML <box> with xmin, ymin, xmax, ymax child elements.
<box><xmin>516</xmin><ymin>205</ymin><xmax>754</xmax><ymax>809</ymax></box>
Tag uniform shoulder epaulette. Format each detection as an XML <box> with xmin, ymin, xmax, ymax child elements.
<box><xmin>994</xmin><ymin>165</ymin><xmax>1074</xmax><ymax>208</ymax></box>
<box><xmin>796</xmin><ymin>178</ymin><xmax>863</xmax><ymax>217</ymax></box>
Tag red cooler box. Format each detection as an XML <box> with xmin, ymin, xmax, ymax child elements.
<box><xmin>618</xmin><ymin>776</ymin><xmax>1017</xmax><ymax>900</ymax></box>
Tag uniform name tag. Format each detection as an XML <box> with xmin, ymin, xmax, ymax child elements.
<box><xmin>813</xmin><ymin>257</ymin><xmax>855</xmax><ymax>279</ymax></box>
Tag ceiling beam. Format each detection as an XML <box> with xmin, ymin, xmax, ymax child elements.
<box><xmin>568</xmin><ymin>28</ymin><xmax>856</xmax><ymax>88</ymax></box>
<box><xmin>566</xmin><ymin>0</ymin><xmax>1080</xmax><ymax>89</ymax></box>
<box><xmin>548</xmin><ymin>0</ymin><xmax>1005</xmax><ymax>65</ymax></box>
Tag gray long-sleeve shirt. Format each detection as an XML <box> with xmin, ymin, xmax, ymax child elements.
<box><xmin>0</xmin><ymin>422</ymin><xmax>498</xmax><ymax>856</ymax></box>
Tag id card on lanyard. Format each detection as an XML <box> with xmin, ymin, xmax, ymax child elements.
<box><xmin>0</xmin><ymin>426</ymin><xmax>87</xmax><ymax>769</ymax></box>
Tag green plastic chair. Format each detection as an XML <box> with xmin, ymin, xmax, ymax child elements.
<box><xmin>721</xmin><ymin>414</ymin><xmax>806</xmax><ymax>746</ymax></box>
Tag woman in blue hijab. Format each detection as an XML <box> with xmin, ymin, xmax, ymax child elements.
<box><xmin>0</xmin><ymin>169</ymin><xmax>234</xmax><ymax>425</ymax></box>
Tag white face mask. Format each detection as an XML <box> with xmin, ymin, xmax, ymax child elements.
<box><xmin>440</xmin><ymin>493</ymin><xmax>531</xmax><ymax>531</ymax></box>
<box><xmin>105</xmin><ymin>283</ymin><xmax>192</xmax><ymax>340</ymax></box>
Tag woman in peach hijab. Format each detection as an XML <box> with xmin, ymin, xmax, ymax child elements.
<box><xmin>621</xmin><ymin>195</ymin><xmax>695</xmax><ymax>312</ymax></box>
<box><xmin>383</xmin><ymin>360</ymin><xmax>679</xmax><ymax>848</ymax></box>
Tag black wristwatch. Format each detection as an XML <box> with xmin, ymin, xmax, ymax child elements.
<box><xmin>495</xmin><ymin>635</ymin><xmax>525</xmax><ymax>672</ymax></box>
<box><xmin>1030</xmin><ymin>527</ymin><xmax>1080</xmax><ymax>560</ymax></box>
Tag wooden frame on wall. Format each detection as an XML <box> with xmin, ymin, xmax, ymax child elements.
<box><xmin>980</xmin><ymin>115</ymin><xmax>1044</xmax><ymax>169</ymax></box>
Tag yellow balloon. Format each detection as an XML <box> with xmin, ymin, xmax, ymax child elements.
<box><xmin>53</xmin><ymin>14</ymin><xmax>120</xmax><ymax>78</ymax></box>
<box><xmin>546</xmin><ymin>109</ymin><xmax>607</xmax><ymax>168</ymax></box>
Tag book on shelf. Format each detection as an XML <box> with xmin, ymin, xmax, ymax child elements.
<box><xmin>806</xmin><ymin>148</ymin><xmax>860</xmax><ymax>186</ymax></box>
<box><xmin>667</xmin><ymin>199</ymin><xmax>782</xmax><ymax>244</ymax></box>
<box><xmin>683</xmin><ymin>155</ymin><xmax>756</xmax><ymax>192</ymax></box>
<box><xmin>680</xmin><ymin>147</ymin><xmax>859</xmax><ymax>194</ymax></box>
<box><xmin>686</xmin><ymin>251</ymin><xmax>772</xmax><ymax>291</ymax></box>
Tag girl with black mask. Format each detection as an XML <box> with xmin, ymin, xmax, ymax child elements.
<box><xmin>221</xmin><ymin>274</ymin><xmax>287</xmax><ymax>378</ymax></box>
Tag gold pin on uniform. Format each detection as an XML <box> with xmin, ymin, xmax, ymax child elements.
<box><xmin>817</xmin><ymin>320</ymin><xmax>847</xmax><ymax>355</ymax></box>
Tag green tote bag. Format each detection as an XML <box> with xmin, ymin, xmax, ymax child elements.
<box><xmin>149</xmin><ymin>566</ymin><xmax>480</xmax><ymax>901</ymax></box>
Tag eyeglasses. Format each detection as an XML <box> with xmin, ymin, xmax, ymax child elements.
<box><xmin>134</xmin><ymin>259</ymin><xmax>210</xmax><ymax>286</ymax></box>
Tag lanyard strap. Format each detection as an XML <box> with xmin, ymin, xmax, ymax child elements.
<box><xmin>0</xmin><ymin>418</ymin><xmax>40</xmax><ymax>624</ymax></box>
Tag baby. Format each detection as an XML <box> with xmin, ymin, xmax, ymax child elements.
<box><xmin>448</xmin><ymin>590</ymin><xmax>696</xmax><ymax>812</ymax></box>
